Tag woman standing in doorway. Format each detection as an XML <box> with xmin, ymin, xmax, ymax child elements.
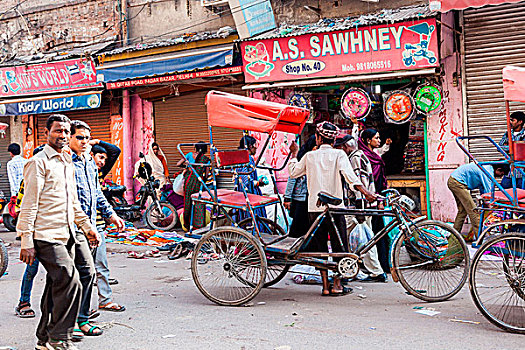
<box><xmin>359</xmin><ymin>129</ymin><xmax>389</xmax><ymax>273</ymax></box>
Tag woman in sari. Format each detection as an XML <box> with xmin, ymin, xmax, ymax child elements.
<box><xmin>235</xmin><ymin>136</ymin><xmax>267</xmax><ymax>222</ymax></box>
<box><xmin>359</xmin><ymin>129</ymin><xmax>389</xmax><ymax>272</ymax></box>
<box><xmin>182</xmin><ymin>142</ymin><xmax>210</xmax><ymax>230</ymax></box>
<box><xmin>142</xmin><ymin>142</ymin><xmax>170</xmax><ymax>187</ymax></box>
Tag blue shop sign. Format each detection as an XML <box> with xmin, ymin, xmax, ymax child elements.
<box><xmin>0</xmin><ymin>93</ymin><xmax>101</xmax><ymax>116</ymax></box>
<box><xmin>239</xmin><ymin>0</ymin><xmax>276</xmax><ymax>37</ymax></box>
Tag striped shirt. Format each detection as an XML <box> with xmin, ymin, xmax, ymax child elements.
<box><xmin>7</xmin><ymin>155</ymin><xmax>27</xmax><ymax>197</ymax></box>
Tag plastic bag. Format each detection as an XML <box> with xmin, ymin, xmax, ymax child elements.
<box><xmin>349</xmin><ymin>222</ymin><xmax>373</xmax><ymax>252</ymax></box>
<box><xmin>290</xmin><ymin>265</ymin><xmax>323</xmax><ymax>284</ymax></box>
<box><xmin>173</xmin><ymin>173</ymin><xmax>184</xmax><ymax>196</ymax></box>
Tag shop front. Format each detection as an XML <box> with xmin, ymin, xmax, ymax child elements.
<box><xmin>97</xmin><ymin>37</ymin><xmax>245</xmax><ymax>193</ymax></box>
<box><xmin>240</xmin><ymin>10</ymin><xmax>444</xmax><ymax>216</ymax></box>
<box><xmin>0</xmin><ymin>58</ymin><xmax>113</xmax><ymax>192</ymax></box>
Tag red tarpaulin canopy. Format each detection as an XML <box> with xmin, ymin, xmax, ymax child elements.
<box><xmin>432</xmin><ymin>0</ymin><xmax>523</xmax><ymax>11</ymax></box>
<box><xmin>503</xmin><ymin>66</ymin><xmax>525</xmax><ymax>103</ymax></box>
<box><xmin>205</xmin><ymin>90</ymin><xmax>310</xmax><ymax>134</ymax></box>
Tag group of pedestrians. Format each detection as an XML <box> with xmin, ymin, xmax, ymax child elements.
<box><xmin>285</xmin><ymin>120</ymin><xmax>391</xmax><ymax>296</ymax></box>
<box><xmin>13</xmin><ymin>114</ymin><xmax>127</xmax><ymax>350</ymax></box>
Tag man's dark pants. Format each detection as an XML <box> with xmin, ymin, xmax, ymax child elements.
<box><xmin>74</xmin><ymin>231</ymin><xmax>96</xmax><ymax>325</ymax></box>
<box><xmin>35</xmin><ymin>238</ymin><xmax>81</xmax><ymax>342</ymax></box>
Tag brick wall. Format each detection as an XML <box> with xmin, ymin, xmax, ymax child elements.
<box><xmin>0</xmin><ymin>0</ymin><xmax>122</xmax><ymax>60</ymax></box>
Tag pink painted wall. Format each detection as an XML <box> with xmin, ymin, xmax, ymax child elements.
<box><xmin>122</xmin><ymin>90</ymin><xmax>134</xmax><ymax>202</ymax></box>
<box><xmin>427</xmin><ymin>12</ymin><xmax>466</xmax><ymax>222</ymax></box>
<box><xmin>250</xmin><ymin>90</ymin><xmax>295</xmax><ymax>193</ymax></box>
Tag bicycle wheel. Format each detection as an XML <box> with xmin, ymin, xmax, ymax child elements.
<box><xmin>470</xmin><ymin>233</ymin><xmax>525</xmax><ymax>333</ymax></box>
<box><xmin>238</xmin><ymin>217</ymin><xmax>291</xmax><ymax>287</ymax></box>
<box><xmin>144</xmin><ymin>202</ymin><xmax>177</xmax><ymax>231</ymax></box>
<box><xmin>0</xmin><ymin>238</ymin><xmax>8</xmax><ymax>279</ymax></box>
<box><xmin>191</xmin><ymin>226</ymin><xmax>267</xmax><ymax>306</ymax></box>
<box><xmin>392</xmin><ymin>220</ymin><xmax>469</xmax><ymax>302</ymax></box>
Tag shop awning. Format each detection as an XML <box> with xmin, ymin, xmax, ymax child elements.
<box><xmin>97</xmin><ymin>45</ymin><xmax>234</xmax><ymax>83</ymax></box>
<box><xmin>430</xmin><ymin>0</ymin><xmax>524</xmax><ymax>11</ymax></box>
<box><xmin>242</xmin><ymin>68</ymin><xmax>437</xmax><ymax>90</ymax></box>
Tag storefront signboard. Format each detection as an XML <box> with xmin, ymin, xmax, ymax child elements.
<box><xmin>0</xmin><ymin>93</ymin><xmax>101</xmax><ymax>116</ymax></box>
<box><xmin>241</xmin><ymin>18</ymin><xmax>439</xmax><ymax>83</ymax></box>
<box><xmin>110</xmin><ymin>115</ymin><xmax>125</xmax><ymax>186</ymax></box>
<box><xmin>0</xmin><ymin>59</ymin><xmax>102</xmax><ymax>97</ymax></box>
<box><xmin>106</xmin><ymin>66</ymin><xmax>242</xmax><ymax>89</ymax></box>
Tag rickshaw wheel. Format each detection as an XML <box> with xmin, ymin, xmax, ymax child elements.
<box><xmin>392</xmin><ymin>220</ymin><xmax>469</xmax><ymax>302</ymax></box>
<box><xmin>469</xmin><ymin>233</ymin><xmax>525</xmax><ymax>333</ymax></box>
<box><xmin>191</xmin><ymin>226</ymin><xmax>267</xmax><ymax>306</ymax></box>
<box><xmin>238</xmin><ymin>217</ymin><xmax>291</xmax><ymax>287</ymax></box>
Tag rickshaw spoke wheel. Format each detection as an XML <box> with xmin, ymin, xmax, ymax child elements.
<box><xmin>237</xmin><ymin>217</ymin><xmax>291</xmax><ymax>287</ymax></box>
<box><xmin>470</xmin><ymin>233</ymin><xmax>525</xmax><ymax>333</ymax></box>
<box><xmin>191</xmin><ymin>226</ymin><xmax>267</xmax><ymax>306</ymax></box>
<box><xmin>393</xmin><ymin>220</ymin><xmax>469</xmax><ymax>302</ymax></box>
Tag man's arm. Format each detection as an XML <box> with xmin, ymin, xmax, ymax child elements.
<box><xmin>17</xmin><ymin>159</ymin><xmax>45</xmax><ymax>255</ymax></box>
<box><xmin>287</xmin><ymin>142</ymin><xmax>307</xmax><ymax>179</ymax></box>
<box><xmin>99</xmin><ymin>141</ymin><xmax>121</xmax><ymax>178</ymax></box>
<box><xmin>339</xmin><ymin>153</ymin><xmax>376</xmax><ymax>202</ymax></box>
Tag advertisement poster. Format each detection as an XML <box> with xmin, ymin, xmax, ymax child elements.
<box><xmin>0</xmin><ymin>58</ymin><xmax>102</xmax><ymax>97</ymax></box>
<box><xmin>110</xmin><ymin>115</ymin><xmax>125</xmax><ymax>186</ymax></box>
<box><xmin>229</xmin><ymin>0</ymin><xmax>276</xmax><ymax>39</ymax></box>
<box><xmin>241</xmin><ymin>18</ymin><xmax>439</xmax><ymax>83</ymax></box>
<box><xmin>0</xmin><ymin>93</ymin><xmax>101</xmax><ymax>116</ymax></box>
<box><xmin>250</xmin><ymin>130</ymin><xmax>295</xmax><ymax>186</ymax></box>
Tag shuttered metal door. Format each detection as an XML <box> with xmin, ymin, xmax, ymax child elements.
<box><xmin>0</xmin><ymin>116</ymin><xmax>12</xmax><ymax>197</ymax></box>
<box><xmin>35</xmin><ymin>104</ymin><xmax>112</xmax><ymax>145</ymax></box>
<box><xmin>154</xmin><ymin>87</ymin><xmax>243</xmax><ymax>176</ymax></box>
<box><xmin>464</xmin><ymin>2</ymin><xmax>525</xmax><ymax>160</ymax></box>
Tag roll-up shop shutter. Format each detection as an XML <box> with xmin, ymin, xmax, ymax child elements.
<box><xmin>35</xmin><ymin>103</ymin><xmax>112</xmax><ymax>146</ymax></box>
<box><xmin>0</xmin><ymin>116</ymin><xmax>13</xmax><ymax>197</ymax></box>
<box><xmin>464</xmin><ymin>2</ymin><xmax>525</xmax><ymax>160</ymax></box>
<box><xmin>154</xmin><ymin>87</ymin><xmax>243</xmax><ymax>177</ymax></box>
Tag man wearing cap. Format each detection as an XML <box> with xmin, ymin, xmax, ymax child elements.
<box><xmin>289</xmin><ymin>121</ymin><xmax>377</xmax><ymax>296</ymax></box>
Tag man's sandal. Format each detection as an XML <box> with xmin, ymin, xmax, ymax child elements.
<box><xmin>78</xmin><ymin>321</ymin><xmax>103</xmax><ymax>336</ymax></box>
<box><xmin>99</xmin><ymin>302</ymin><xmax>126</xmax><ymax>312</ymax></box>
<box><xmin>15</xmin><ymin>302</ymin><xmax>36</xmax><ymax>318</ymax></box>
<box><xmin>72</xmin><ymin>326</ymin><xmax>84</xmax><ymax>342</ymax></box>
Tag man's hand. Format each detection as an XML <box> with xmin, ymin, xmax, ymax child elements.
<box><xmin>385</xmin><ymin>138</ymin><xmax>393</xmax><ymax>145</ymax></box>
<box><xmin>108</xmin><ymin>214</ymin><xmax>125</xmax><ymax>232</ymax></box>
<box><xmin>289</xmin><ymin>142</ymin><xmax>299</xmax><ymax>157</ymax></box>
<box><xmin>283</xmin><ymin>201</ymin><xmax>291</xmax><ymax>210</ymax></box>
<box><xmin>20</xmin><ymin>248</ymin><xmax>36</xmax><ymax>266</ymax></box>
<box><xmin>355</xmin><ymin>185</ymin><xmax>378</xmax><ymax>203</ymax></box>
<box><xmin>86</xmin><ymin>230</ymin><xmax>101</xmax><ymax>248</ymax></box>
<box><xmin>89</xmin><ymin>139</ymin><xmax>101</xmax><ymax>146</ymax></box>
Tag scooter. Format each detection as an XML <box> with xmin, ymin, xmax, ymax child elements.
<box><xmin>103</xmin><ymin>153</ymin><xmax>178</xmax><ymax>231</ymax></box>
<box><xmin>0</xmin><ymin>190</ymin><xmax>15</xmax><ymax>232</ymax></box>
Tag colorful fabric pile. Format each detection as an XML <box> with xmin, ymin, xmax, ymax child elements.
<box><xmin>104</xmin><ymin>222</ymin><xmax>186</xmax><ymax>247</ymax></box>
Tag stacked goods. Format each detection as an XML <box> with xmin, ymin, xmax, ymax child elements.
<box><xmin>403</xmin><ymin>119</ymin><xmax>425</xmax><ymax>173</ymax></box>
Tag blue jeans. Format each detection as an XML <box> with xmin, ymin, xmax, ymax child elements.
<box><xmin>20</xmin><ymin>258</ymin><xmax>39</xmax><ymax>304</ymax></box>
<box><xmin>95</xmin><ymin>230</ymin><xmax>112</xmax><ymax>306</ymax></box>
<box><xmin>501</xmin><ymin>176</ymin><xmax>524</xmax><ymax>189</ymax></box>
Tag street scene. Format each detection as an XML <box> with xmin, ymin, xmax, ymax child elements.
<box><xmin>1</xmin><ymin>0</ymin><xmax>525</xmax><ymax>349</ymax></box>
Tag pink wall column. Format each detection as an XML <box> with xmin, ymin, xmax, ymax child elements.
<box><xmin>142</xmin><ymin>99</ymin><xmax>154</xmax><ymax>152</ymax></box>
<box><xmin>122</xmin><ymin>89</ymin><xmax>135</xmax><ymax>202</ymax></box>
<box><xmin>427</xmin><ymin>12</ymin><xmax>465</xmax><ymax>222</ymax></box>
<box><xmin>131</xmin><ymin>95</ymin><xmax>144</xmax><ymax>195</ymax></box>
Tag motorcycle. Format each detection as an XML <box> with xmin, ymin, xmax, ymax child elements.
<box><xmin>0</xmin><ymin>189</ymin><xmax>15</xmax><ymax>232</ymax></box>
<box><xmin>103</xmin><ymin>153</ymin><xmax>177</xmax><ymax>231</ymax></box>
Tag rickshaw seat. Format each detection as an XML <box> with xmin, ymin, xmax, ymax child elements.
<box><xmin>192</xmin><ymin>188</ymin><xmax>279</xmax><ymax>207</ymax></box>
<box><xmin>317</xmin><ymin>192</ymin><xmax>342</xmax><ymax>206</ymax></box>
<box><xmin>215</xmin><ymin>150</ymin><xmax>250</xmax><ymax>168</ymax></box>
<box><xmin>481</xmin><ymin>188</ymin><xmax>525</xmax><ymax>207</ymax></box>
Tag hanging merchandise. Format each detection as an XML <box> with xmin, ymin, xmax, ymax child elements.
<box><xmin>288</xmin><ymin>93</ymin><xmax>310</xmax><ymax>109</ymax></box>
<box><xmin>383</xmin><ymin>90</ymin><xmax>415</xmax><ymax>124</ymax></box>
<box><xmin>414</xmin><ymin>84</ymin><xmax>442</xmax><ymax>114</ymax></box>
<box><xmin>340</xmin><ymin>88</ymin><xmax>371</xmax><ymax>121</ymax></box>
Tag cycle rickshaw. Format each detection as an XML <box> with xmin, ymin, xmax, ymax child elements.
<box><xmin>180</xmin><ymin>90</ymin><xmax>469</xmax><ymax>306</ymax></box>
<box><xmin>456</xmin><ymin>65</ymin><xmax>525</xmax><ymax>333</ymax></box>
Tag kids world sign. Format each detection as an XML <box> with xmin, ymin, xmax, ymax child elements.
<box><xmin>0</xmin><ymin>58</ymin><xmax>102</xmax><ymax>97</ymax></box>
<box><xmin>241</xmin><ymin>18</ymin><xmax>439</xmax><ymax>83</ymax></box>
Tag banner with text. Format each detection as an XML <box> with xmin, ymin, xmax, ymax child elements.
<box><xmin>110</xmin><ymin>115</ymin><xmax>125</xmax><ymax>186</ymax></box>
<box><xmin>241</xmin><ymin>18</ymin><xmax>439</xmax><ymax>83</ymax></box>
<box><xmin>0</xmin><ymin>93</ymin><xmax>101</xmax><ymax>116</ymax></box>
<box><xmin>0</xmin><ymin>58</ymin><xmax>102</xmax><ymax>97</ymax></box>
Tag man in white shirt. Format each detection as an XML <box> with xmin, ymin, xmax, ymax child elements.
<box><xmin>7</xmin><ymin>143</ymin><xmax>27</xmax><ymax>197</ymax></box>
<box><xmin>289</xmin><ymin>121</ymin><xmax>377</xmax><ymax>296</ymax></box>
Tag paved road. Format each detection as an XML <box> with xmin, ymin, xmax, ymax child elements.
<box><xmin>0</xmin><ymin>231</ymin><xmax>522</xmax><ymax>350</ymax></box>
